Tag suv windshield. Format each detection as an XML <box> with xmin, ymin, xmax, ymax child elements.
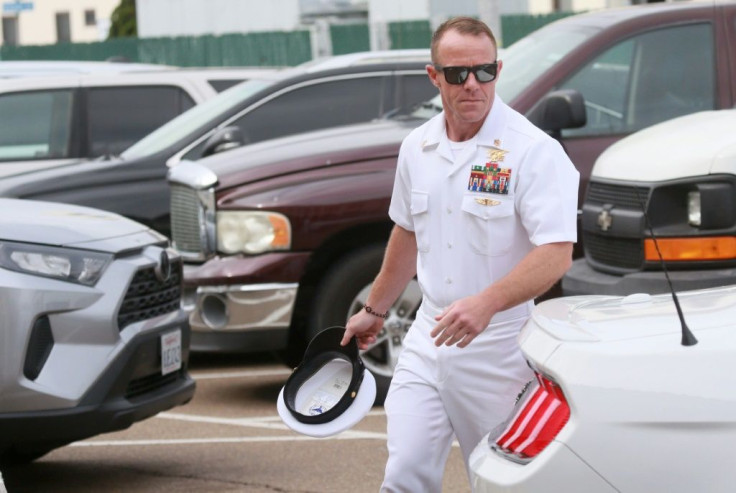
<box><xmin>120</xmin><ymin>79</ymin><xmax>273</xmax><ymax>159</ymax></box>
<box><xmin>406</xmin><ymin>19</ymin><xmax>598</xmax><ymax>118</ymax></box>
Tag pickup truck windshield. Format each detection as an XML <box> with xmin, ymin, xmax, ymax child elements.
<box><xmin>408</xmin><ymin>20</ymin><xmax>598</xmax><ymax>118</ymax></box>
<box><xmin>120</xmin><ymin>79</ymin><xmax>272</xmax><ymax>159</ymax></box>
<box><xmin>496</xmin><ymin>22</ymin><xmax>597</xmax><ymax>102</ymax></box>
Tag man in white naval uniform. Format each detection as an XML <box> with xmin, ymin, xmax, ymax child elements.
<box><xmin>341</xmin><ymin>16</ymin><xmax>579</xmax><ymax>492</ymax></box>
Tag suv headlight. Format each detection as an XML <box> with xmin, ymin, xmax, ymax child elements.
<box><xmin>0</xmin><ymin>241</ymin><xmax>111</xmax><ymax>286</ymax></box>
<box><xmin>216</xmin><ymin>211</ymin><xmax>291</xmax><ymax>254</ymax></box>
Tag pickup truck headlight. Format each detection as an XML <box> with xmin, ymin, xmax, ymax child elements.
<box><xmin>0</xmin><ymin>241</ymin><xmax>111</xmax><ymax>286</ymax></box>
<box><xmin>216</xmin><ymin>211</ymin><xmax>291</xmax><ymax>254</ymax></box>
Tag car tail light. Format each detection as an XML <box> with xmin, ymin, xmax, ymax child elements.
<box><xmin>491</xmin><ymin>371</ymin><xmax>570</xmax><ymax>463</ymax></box>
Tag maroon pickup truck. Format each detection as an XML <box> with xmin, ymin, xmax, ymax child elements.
<box><xmin>169</xmin><ymin>1</ymin><xmax>736</xmax><ymax>403</ymax></box>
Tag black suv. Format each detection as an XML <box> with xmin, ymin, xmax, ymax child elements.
<box><xmin>0</xmin><ymin>55</ymin><xmax>435</xmax><ymax>236</ymax></box>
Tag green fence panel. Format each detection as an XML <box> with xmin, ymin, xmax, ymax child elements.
<box><xmin>500</xmin><ymin>12</ymin><xmax>575</xmax><ymax>47</ymax></box>
<box><xmin>0</xmin><ymin>30</ymin><xmax>311</xmax><ymax>67</ymax></box>
<box><xmin>389</xmin><ymin>20</ymin><xmax>431</xmax><ymax>49</ymax></box>
<box><xmin>0</xmin><ymin>13</ymin><xmax>574</xmax><ymax>65</ymax></box>
<box><xmin>330</xmin><ymin>24</ymin><xmax>370</xmax><ymax>55</ymax></box>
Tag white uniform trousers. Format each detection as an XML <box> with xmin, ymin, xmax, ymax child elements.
<box><xmin>380</xmin><ymin>299</ymin><xmax>533</xmax><ymax>493</ymax></box>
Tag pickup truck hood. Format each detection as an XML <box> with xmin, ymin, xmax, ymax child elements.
<box><xmin>0</xmin><ymin>198</ymin><xmax>162</xmax><ymax>252</ymax></box>
<box><xmin>524</xmin><ymin>285</ymin><xmax>736</xmax><ymax>344</ymax></box>
<box><xmin>592</xmin><ymin>110</ymin><xmax>736</xmax><ymax>182</ymax></box>
<box><xmin>0</xmin><ymin>158</ymin><xmax>82</xmax><ymax>179</ymax></box>
<box><xmin>195</xmin><ymin>118</ymin><xmax>420</xmax><ymax>191</ymax></box>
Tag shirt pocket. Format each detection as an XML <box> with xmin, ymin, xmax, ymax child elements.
<box><xmin>410</xmin><ymin>190</ymin><xmax>430</xmax><ymax>252</ymax></box>
<box><xmin>461</xmin><ymin>194</ymin><xmax>515</xmax><ymax>256</ymax></box>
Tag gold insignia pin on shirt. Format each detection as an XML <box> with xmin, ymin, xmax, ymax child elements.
<box><xmin>475</xmin><ymin>198</ymin><xmax>501</xmax><ymax>206</ymax></box>
<box><xmin>487</xmin><ymin>148</ymin><xmax>509</xmax><ymax>162</ymax></box>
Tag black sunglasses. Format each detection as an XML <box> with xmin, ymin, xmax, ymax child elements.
<box><xmin>434</xmin><ymin>62</ymin><xmax>498</xmax><ymax>85</ymax></box>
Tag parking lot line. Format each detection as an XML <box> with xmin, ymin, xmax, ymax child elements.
<box><xmin>189</xmin><ymin>369</ymin><xmax>292</xmax><ymax>380</ymax></box>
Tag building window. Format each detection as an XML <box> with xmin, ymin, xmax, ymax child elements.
<box><xmin>56</xmin><ymin>12</ymin><xmax>71</xmax><ymax>43</ymax></box>
<box><xmin>2</xmin><ymin>16</ymin><xmax>19</xmax><ymax>46</ymax></box>
<box><xmin>84</xmin><ymin>9</ymin><xmax>96</xmax><ymax>26</ymax></box>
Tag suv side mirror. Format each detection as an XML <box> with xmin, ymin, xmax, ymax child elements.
<box><xmin>201</xmin><ymin>126</ymin><xmax>245</xmax><ymax>157</ymax></box>
<box><xmin>527</xmin><ymin>89</ymin><xmax>587</xmax><ymax>136</ymax></box>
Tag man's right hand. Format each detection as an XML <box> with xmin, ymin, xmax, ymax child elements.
<box><xmin>341</xmin><ymin>309</ymin><xmax>386</xmax><ymax>350</ymax></box>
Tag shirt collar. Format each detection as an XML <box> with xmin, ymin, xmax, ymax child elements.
<box><xmin>420</xmin><ymin>95</ymin><xmax>509</xmax><ymax>160</ymax></box>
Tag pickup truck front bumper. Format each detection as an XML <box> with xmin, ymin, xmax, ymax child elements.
<box><xmin>562</xmin><ymin>258</ymin><xmax>736</xmax><ymax>296</ymax></box>
<box><xmin>182</xmin><ymin>252</ymin><xmax>311</xmax><ymax>353</ymax></box>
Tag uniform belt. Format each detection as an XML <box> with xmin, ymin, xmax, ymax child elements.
<box><xmin>420</xmin><ymin>297</ymin><xmax>531</xmax><ymax>326</ymax></box>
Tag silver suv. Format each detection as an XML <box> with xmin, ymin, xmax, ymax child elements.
<box><xmin>0</xmin><ymin>198</ymin><xmax>195</xmax><ymax>464</ymax></box>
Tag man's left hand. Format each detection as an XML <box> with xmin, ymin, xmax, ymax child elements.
<box><xmin>430</xmin><ymin>294</ymin><xmax>494</xmax><ymax>348</ymax></box>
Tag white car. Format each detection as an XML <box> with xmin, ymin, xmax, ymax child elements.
<box><xmin>469</xmin><ymin>286</ymin><xmax>736</xmax><ymax>492</ymax></box>
<box><xmin>0</xmin><ymin>66</ymin><xmax>276</xmax><ymax>178</ymax></box>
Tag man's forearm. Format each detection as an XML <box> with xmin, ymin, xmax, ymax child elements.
<box><xmin>480</xmin><ymin>242</ymin><xmax>573</xmax><ymax>314</ymax></box>
<box><xmin>366</xmin><ymin>225</ymin><xmax>418</xmax><ymax>312</ymax></box>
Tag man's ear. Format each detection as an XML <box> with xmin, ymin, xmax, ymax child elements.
<box><xmin>426</xmin><ymin>64</ymin><xmax>441</xmax><ymax>89</ymax></box>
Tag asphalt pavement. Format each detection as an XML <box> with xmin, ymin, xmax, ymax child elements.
<box><xmin>0</xmin><ymin>352</ymin><xmax>469</xmax><ymax>492</ymax></box>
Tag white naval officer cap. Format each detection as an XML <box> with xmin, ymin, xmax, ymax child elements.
<box><xmin>277</xmin><ymin>326</ymin><xmax>376</xmax><ymax>438</ymax></box>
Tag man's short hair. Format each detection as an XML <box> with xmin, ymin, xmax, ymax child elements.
<box><xmin>430</xmin><ymin>17</ymin><xmax>497</xmax><ymax>64</ymax></box>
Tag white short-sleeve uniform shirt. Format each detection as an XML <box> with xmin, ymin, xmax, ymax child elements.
<box><xmin>388</xmin><ymin>97</ymin><xmax>579</xmax><ymax>321</ymax></box>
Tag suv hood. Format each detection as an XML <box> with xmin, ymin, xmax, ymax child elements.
<box><xmin>593</xmin><ymin>110</ymin><xmax>736</xmax><ymax>182</ymax></box>
<box><xmin>0</xmin><ymin>198</ymin><xmax>163</xmax><ymax>251</ymax></box>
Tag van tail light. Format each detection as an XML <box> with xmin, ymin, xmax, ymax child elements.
<box><xmin>491</xmin><ymin>371</ymin><xmax>570</xmax><ymax>463</ymax></box>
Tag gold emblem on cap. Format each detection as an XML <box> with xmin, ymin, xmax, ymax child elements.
<box><xmin>475</xmin><ymin>198</ymin><xmax>501</xmax><ymax>206</ymax></box>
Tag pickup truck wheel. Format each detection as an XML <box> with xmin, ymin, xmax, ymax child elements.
<box><xmin>308</xmin><ymin>245</ymin><xmax>421</xmax><ymax>405</ymax></box>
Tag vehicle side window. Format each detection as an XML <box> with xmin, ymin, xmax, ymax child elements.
<box><xmin>560</xmin><ymin>23</ymin><xmax>715</xmax><ymax>138</ymax></box>
<box><xmin>394</xmin><ymin>74</ymin><xmax>438</xmax><ymax>115</ymax></box>
<box><xmin>232</xmin><ymin>76</ymin><xmax>386</xmax><ymax>145</ymax></box>
<box><xmin>0</xmin><ymin>90</ymin><xmax>74</xmax><ymax>161</ymax></box>
<box><xmin>87</xmin><ymin>86</ymin><xmax>195</xmax><ymax>156</ymax></box>
<box><xmin>208</xmin><ymin>79</ymin><xmax>245</xmax><ymax>92</ymax></box>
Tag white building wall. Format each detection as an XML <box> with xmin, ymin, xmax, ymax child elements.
<box><xmin>136</xmin><ymin>0</ymin><xmax>301</xmax><ymax>38</ymax></box>
<box><xmin>1</xmin><ymin>0</ymin><xmax>119</xmax><ymax>45</ymax></box>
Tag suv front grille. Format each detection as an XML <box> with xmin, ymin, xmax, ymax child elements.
<box><xmin>118</xmin><ymin>259</ymin><xmax>182</xmax><ymax>330</ymax></box>
<box><xmin>125</xmin><ymin>369</ymin><xmax>183</xmax><ymax>400</ymax></box>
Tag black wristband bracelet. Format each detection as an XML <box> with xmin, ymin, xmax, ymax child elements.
<box><xmin>364</xmin><ymin>305</ymin><xmax>389</xmax><ymax>319</ymax></box>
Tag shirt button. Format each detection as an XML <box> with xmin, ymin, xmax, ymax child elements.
<box><xmin>447</xmin><ymin>207</ymin><xmax>452</xmax><ymax>214</ymax></box>
<box><xmin>445</xmin><ymin>277</ymin><xmax>452</xmax><ymax>284</ymax></box>
<box><xmin>447</xmin><ymin>242</ymin><xmax>453</xmax><ymax>249</ymax></box>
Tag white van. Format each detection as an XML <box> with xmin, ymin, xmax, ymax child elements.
<box><xmin>563</xmin><ymin>109</ymin><xmax>736</xmax><ymax>295</ymax></box>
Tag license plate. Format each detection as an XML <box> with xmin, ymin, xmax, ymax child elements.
<box><xmin>161</xmin><ymin>330</ymin><xmax>182</xmax><ymax>375</ymax></box>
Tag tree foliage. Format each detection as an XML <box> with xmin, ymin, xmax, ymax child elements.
<box><xmin>108</xmin><ymin>0</ymin><xmax>137</xmax><ymax>38</ymax></box>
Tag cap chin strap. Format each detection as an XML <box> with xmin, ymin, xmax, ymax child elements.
<box><xmin>282</xmin><ymin>327</ymin><xmax>366</xmax><ymax>425</ymax></box>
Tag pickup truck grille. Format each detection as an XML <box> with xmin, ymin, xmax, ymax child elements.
<box><xmin>171</xmin><ymin>183</ymin><xmax>212</xmax><ymax>259</ymax></box>
<box><xmin>118</xmin><ymin>259</ymin><xmax>183</xmax><ymax>330</ymax></box>
<box><xmin>584</xmin><ymin>182</ymin><xmax>651</xmax><ymax>271</ymax></box>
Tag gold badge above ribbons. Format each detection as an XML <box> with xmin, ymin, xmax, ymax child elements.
<box><xmin>487</xmin><ymin>148</ymin><xmax>509</xmax><ymax>162</ymax></box>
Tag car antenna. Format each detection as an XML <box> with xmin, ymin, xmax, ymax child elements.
<box><xmin>634</xmin><ymin>186</ymin><xmax>698</xmax><ymax>346</ymax></box>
